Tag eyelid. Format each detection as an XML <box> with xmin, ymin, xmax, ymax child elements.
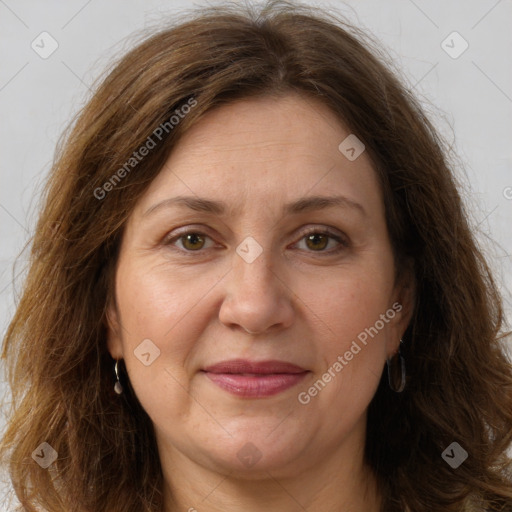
<box><xmin>297</xmin><ymin>226</ymin><xmax>346</xmax><ymax>241</ymax></box>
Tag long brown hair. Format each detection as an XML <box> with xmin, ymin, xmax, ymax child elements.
<box><xmin>1</xmin><ymin>1</ymin><xmax>511</xmax><ymax>510</ymax></box>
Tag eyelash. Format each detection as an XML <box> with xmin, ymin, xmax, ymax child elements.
<box><xmin>162</xmin><ymin>227</ymin><xmax>348</xmax><ymax>256</ymax></box>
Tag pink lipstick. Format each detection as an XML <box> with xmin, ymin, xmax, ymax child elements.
<box><xmin>202</xmin><ymin>359</ymin><xmax>309</xmax><ymax>398</ymax></box>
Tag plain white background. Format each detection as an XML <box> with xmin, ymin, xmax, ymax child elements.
<box><xmin>1</xmin><ymin>0</ymin><xmax>511</xmax><ymax>507</ymax></box>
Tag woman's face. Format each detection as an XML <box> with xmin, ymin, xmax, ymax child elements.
<box><xmin>107</xmin><ymin>93</ymin><xmax>413</xmax><ymax>479</ymax></box>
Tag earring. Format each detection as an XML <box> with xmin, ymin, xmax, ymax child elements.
<box><xmin>387</xmin><ymin>339</ymin><xmax>406</xmax><ymax>392</ymax></box>
<box><xmin>114</xmin><ymin>360</ymin><xmax>123</xmax><ymax>395</ymax></box>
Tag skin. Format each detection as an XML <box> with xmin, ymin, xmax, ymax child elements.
<box><xmin>107</xmin><ymin>92</ymin><xmax>415</xmax><ymax>512</ymax></box>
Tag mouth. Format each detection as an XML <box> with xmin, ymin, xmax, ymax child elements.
<box><xmin>201</xmin><ymin>359</ymin><xmax>309</xmax><ymax>398</ymax></box>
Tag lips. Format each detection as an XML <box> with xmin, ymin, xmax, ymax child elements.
<box><xmin>203</xmin><ymin>359</ymin><xmax>307</xmax><ymax>374</ymax></box>
<box><xmin>202</xmin><ymin>359</ymin><xmax>309</xmax><ymax>398</ymax></box>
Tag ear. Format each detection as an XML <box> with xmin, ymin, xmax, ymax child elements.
<box><xmin>386</xmin><ymin>257</ymin><xmax>416</xmax><ymax>358</ymax></box>
<box><xmin>105</xmin><ymin>296</ymin><xmax>124</xmax><ymax>360</ymax></box>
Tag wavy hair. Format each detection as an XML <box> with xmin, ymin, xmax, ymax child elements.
<box><xmin>1</xmin><ymin>1</ymin><xmax>511</xmax><ymax>510</ymax></box>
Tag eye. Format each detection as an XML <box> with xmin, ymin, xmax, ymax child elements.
<box><xmin>163</xmin><ymin>227</ymin><xmax>348</xmax><ymax>255</ymax></box>
<box><xmin>294</xmin><ymin>228</ymin><xmax>347</xmax><ymax>254</ymax></box>
<box><xmin>164</xmin><ymin>231</ymin><xmax>215</xmax><ymax>252</ymax></box>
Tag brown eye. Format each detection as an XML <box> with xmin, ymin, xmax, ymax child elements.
<box><xmin>305</xmin><ymin>233</ymin><xmax>329</xmax><ymax>251</ymax></box>
<box><xmin>164</xmin><ymin>231</ymin><xmax>214</xmax><ymax>252</ymax></box>
<box><xmin>180</xmin><ymin>233</ymin><xmax>206</xmax><ymax>250</ymax></box>
<box><xmin>295</xmin><ymin>228</ymin><xmax>347</xmax><ymax>254</ymax></box>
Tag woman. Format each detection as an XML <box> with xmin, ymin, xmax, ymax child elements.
<box><xmin>1</xmin><ymin>1</ymin><xmax>511</xmax><ymax>511</ymax></box>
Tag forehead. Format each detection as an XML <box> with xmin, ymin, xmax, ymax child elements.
<box><xmin>134</xmin><ymin>93</ymin><xmax>382</xmax><ymax>218</ymax></box>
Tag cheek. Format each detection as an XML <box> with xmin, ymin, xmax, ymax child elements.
<box><xmin>298</xmin><ymin>261</ymin><xmax>394</xmax><ymax>345</ymax></box>
<box><xmin>115</xmin><ymin>256</ymin><xmax>221</xmax><ymax>344</ymax></box>
<box><xmin>293</xmin><ymin>258</ymin><xmax>393</xmax><ymax>393</ymax></box>
<box><xmin>293</xmin><ymin>294</ymin><xmax>387</xmax><ymax>428</ymax></box>
<box><xmin>113</xmin><ymin>259</ymin><xmax>219</xmax><ymax>409</ymax></box>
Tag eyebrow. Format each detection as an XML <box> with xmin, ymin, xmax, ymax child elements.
<box><xmin>142</xmin><ymin>194</ymin><xmax>366</xmax><ymax>218</ymax></box>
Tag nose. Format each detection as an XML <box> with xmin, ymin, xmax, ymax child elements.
<box><xmin>218</xmin><ymin>241</ymin><xmax>294</xmax><ymax>335</ymax></box>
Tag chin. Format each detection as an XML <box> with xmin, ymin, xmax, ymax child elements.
<box><xmin>197</xmin><ymin>433</ymin><xmax>308</xmax><ymax>478</ymax></box>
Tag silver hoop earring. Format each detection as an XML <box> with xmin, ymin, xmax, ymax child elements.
<box><xmin>387</xmin><ymin>339</ymin><xmax>406</xmax><ymax>393</ymax></box>
<box><xmin>114</xmin><ymin>360</ymin><xmax>123</xmax><ymax>395</ymax></box>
